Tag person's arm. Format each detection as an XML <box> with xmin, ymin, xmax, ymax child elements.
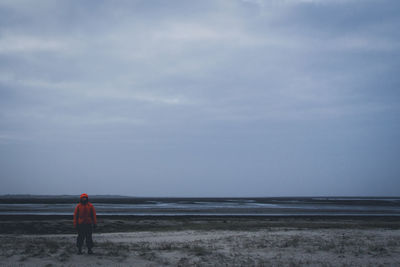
<box><xmin>73</xmin><ymin>205</ymin><xmax>79</xmax><ymax>228</ymax></box>
<box><xmin>91</xmin><ymin>204</ymin><xmax>97</xmax><ymax>227</ymax></box>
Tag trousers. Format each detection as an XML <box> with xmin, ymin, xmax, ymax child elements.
<box><xmin>76</xmin><ymin>224</ymin><xmax>93</xmax><ymax>249</ymax></box>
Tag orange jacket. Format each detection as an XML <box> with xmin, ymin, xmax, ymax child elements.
<box><xmin>73</xmin><ymin>194</ymin><xmax>97</xmax><ymax>227</ymax></box>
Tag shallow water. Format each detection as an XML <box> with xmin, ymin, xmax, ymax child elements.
<box><xmin>0</xmin><ymin>197</ymin><xmax>399</xmax><ymax>216</ymax></box>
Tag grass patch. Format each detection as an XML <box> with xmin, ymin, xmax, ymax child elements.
<box><xmin>2</xmin><ymin>216</ymin><xmax>400</xmax><ymax>235</ymax></box>
<box><xmin>188</xmin><ymin>245</ymin><xmax>210</xmax><ymax>256</ymax></box>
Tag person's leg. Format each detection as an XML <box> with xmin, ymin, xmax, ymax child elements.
<box><xmin>76</xmin><ymin>225</ymin><xmax>84</xmax><ymax>254</ymax></box>
<box><xmin>85</xmin><ymin>224</ymin><xmax>94</xmax><ymax>253</ymax></box>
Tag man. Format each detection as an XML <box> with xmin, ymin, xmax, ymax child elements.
<box><xmin>73</xmin><ymin>193</ymin><xmax>97</xmax><ymax>254</ymax></box>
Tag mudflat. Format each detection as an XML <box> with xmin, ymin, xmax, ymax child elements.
<box><xmin>1</xmin><ymin>216</ymin><xmax>400</xmax><ymax>266</ymax></box>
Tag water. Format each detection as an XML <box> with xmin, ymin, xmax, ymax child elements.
<box><xmin>0</xmin><ymin>197</ymin><xmax>399</xmax><ymax>216</ymax></box>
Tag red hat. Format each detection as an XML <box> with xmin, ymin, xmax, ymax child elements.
<box><xmin>80</xmin><ymin>193</ymin><xmax>89</xmax><ymax>199</ymax></box>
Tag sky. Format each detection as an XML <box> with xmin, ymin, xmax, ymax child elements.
<box><xmin>0</xmin><ymin>0</ymin><xmax>399</xmax><ymax>197</ymax></box>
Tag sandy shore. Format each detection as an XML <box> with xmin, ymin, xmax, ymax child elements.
<box><xmin>1</xmin><ymin>217</ymin><xmax>400</xmax><ymax>266</ymax></box>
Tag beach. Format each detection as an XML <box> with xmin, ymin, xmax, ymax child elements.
<box><xmin>1</xmin><ymin>216</ymin><xmax>400</xmax><ymax>266</ymax></box>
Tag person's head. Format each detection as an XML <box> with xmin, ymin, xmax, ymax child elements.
<box><xmin>80</xmin><ymin>193</ymin><xmax>89</xmax><ymax>204</ymax></box>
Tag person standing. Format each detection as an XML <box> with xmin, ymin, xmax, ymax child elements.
<box><xmin>74</xmin><ymin>193</ymin><xmax>97</xmax><ymax>254</ymax></box>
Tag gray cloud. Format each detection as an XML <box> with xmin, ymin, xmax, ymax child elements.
<box><xmin>0</xmin><ymin>0</ymin><xmax>399</xmax><ymax>196</ymax></box>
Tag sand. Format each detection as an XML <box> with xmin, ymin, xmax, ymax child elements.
<box><xmin>1</xmin><ymin>227</ymin><xmax>400</xmax><ymax>266</ymax></box>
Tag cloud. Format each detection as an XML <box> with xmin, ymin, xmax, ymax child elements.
<box><xmin>0</xmin><ymin>0</ymin><xmax>399</xmax><ymax>195</ymax></box>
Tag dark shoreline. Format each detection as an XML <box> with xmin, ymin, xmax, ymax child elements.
<box><xmin>2</xmin><ymin>214</ymin><xmax>400</xmax><ymax>220</ymax></box>
<box><xmin>1</xmin><ymin>215</ymin><xmax>400</xmax><ymax>235</ymax></box>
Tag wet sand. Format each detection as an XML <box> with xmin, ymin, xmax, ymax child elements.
<box><xmin>2</xmin><ymin>196</ymin><xmax>400</xmax><ymax>217</ymax></box>
<box><xmin>1</xmin><ymin>216</ymin><xmax>400</xmax><ymax>266</ymax></box>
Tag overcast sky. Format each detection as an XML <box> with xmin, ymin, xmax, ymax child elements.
<box><xmin>0</xmin><ymin>0</ymin><xmax>399</xmax><ymax>197</ymax></box>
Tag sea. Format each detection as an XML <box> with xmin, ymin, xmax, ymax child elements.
<box><xmin>0</xmin><ymin>196</ymin><xmax>399</xmax><ymax>216</ymax></box>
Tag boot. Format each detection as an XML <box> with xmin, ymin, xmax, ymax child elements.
<box><xmin>88</xmin><ymin>249</ymin><xmax>93</xmax><ymax>254</ymax></box>
<box><xmin>77</xmin><ymin>248</ymin><xmax>83</xmax><ymax>255</ymax></box>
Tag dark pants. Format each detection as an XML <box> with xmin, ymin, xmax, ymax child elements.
<box><xmin>76</xmin><ymin>224</ymin><xmax>93</xmax><ymax>249</ymax></box>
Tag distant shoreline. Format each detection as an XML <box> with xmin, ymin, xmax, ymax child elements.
<box><xmin>2</xmin><ymin>214</ymin><xmax>400</xmax><ymax>219</ymax></box>
<box><xmin>1</xmin><ymin>195</ymin><xmax>400</xmax><ymax>203</ymax></box>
